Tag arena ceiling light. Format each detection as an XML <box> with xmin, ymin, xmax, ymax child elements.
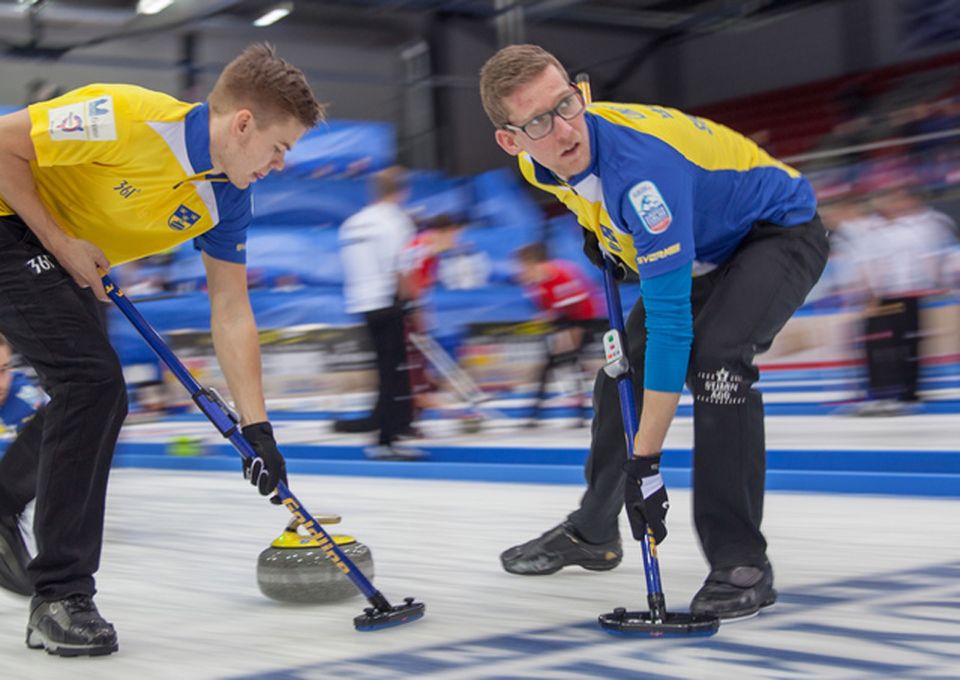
<box><xmin>253</xmin><ymin>2</ymin><xmax>293</xmax><ymax>27</ymax></box>
<box><xmin>137</xmin><ymin>0</ymin><xmax>175</xmax><ymax>15</ymax></box>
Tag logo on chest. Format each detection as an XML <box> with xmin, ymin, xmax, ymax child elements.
<box><xmin>628</xmin><ymin>181</ymin><xmax>672</xmax><ymax>235</ymax></box>
<box><xmin>168</xmin><ymin>204</ymin><xmax>202</xmax><ymax>231</ymax></box>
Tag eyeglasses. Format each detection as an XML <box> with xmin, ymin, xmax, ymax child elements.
<box><xmin>503</xmin><ymin>89</ymin><xmax>585</xmax><ymax>141</ymax></box>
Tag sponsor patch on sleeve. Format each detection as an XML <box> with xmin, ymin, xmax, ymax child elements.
<box><xmin>627</xmin><ymin>181</ymin><xmax>672</xmax><ymax>235</ymax></box>
<box><xmin>48</xmin><ymin>96</ymin><xmax>117</xmax><ymax>142</ymax></box>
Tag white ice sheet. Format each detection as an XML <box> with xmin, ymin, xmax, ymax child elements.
<box><xmin>1</xmin><ymin>471</ymin><xmax>957</xmax><ymax>679</ymax></box>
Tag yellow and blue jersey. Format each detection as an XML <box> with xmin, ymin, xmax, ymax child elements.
<box><xmin>0</xmin><ymin>84</ymin><xmax>251</xmax><ymax>266</ymax></box>
<box><xmin>519</xmin><ymin>103</ymin><xmax>816</xmax><ymax>279</ymax></box>
<box><xmin>518</xmin><ymin>103</ymin><xmax>817</xmax><ymax>393</ymax></box>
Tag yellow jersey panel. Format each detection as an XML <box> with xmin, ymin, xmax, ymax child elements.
<box><xmin>589</xmin><ymin>102</ymin><xmax>801</xmax><ymax>177</ymax></box>
<box><xmin>0</xmin><ymin>84</ymin><xmax>250</xmax><ymax>266</ymax></box>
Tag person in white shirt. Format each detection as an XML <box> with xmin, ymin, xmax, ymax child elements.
<box><xmin>338</xmin><ymin>167</ymin><xmax>424</xmax><ymax>460</ymax></box>
<box><xmin>852</xmin><ymin>187</ymin><xmax>958</xmax><ymax>410</ymax></box>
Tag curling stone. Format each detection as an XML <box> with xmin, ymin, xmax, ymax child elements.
<box><xmin>257</xmin><ymin>520</ymin><xmax>374</xmax><ymax>603</ymax></box>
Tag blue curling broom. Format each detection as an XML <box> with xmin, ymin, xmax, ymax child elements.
<box><xmin>574</xmin><ymin>74</ymin><xmax>718</xmax><ymax>638</ymax></box>
<box><xmin>102</xmin><ymin>273</ymin><xmax>424</xmax><ymax>631</ymax></box>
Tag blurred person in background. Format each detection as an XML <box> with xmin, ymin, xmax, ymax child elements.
<box><xmin>820</xmin><ymin>197</ymin><xmax>887</xmax><ymax>254</ymax></box>
<box><xmin>819</xmin><ymin>197</ymin><xmax>888</xmax><ymax>304</ymax></box>
<box><xmin>337</xmin><ymin>166</ymin><xmax>425</xmax><ymax>460</ymax></box>
<box><xmin>0</xmin><ymin>333</ymin><xmax>45</xmax><ymax>443</ymax></box>
<box><xmin>0</xmin><ymin>333</ymin><xmax>44</xmax><ymax>599</ymax></box>
<box><xmin>851</xmin><ymin>186</ymin><xmax>958</xmax><ymax>414</ymax></box>
<box><xmin>0</xmin><ymin>43</ymin><xmax>320</xmax><ymax>656</ymax></box>
<box><xmin>399</xmin><ymin>213</ymin><xmax>466</xmax><ymax>417</ymax></box>
<box><xmin>514</xmin><ymin>242</ymin><xmax>601</xmax><ymax>428</ymax></box>
<box><xmin>481</xmin><ymin>44</ymin><xmax>828</xmax><ymax>620</ymax></box>
<box><xmin>401</xmin><ymin>214</ymin><xmax>466</xmax><ymax>304</ymax></box>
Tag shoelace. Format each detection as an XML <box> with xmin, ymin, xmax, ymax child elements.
<box><xmin>62</xmin><ymin>595</ymin><xmax>97</xmax><ymax>616</ymax></box>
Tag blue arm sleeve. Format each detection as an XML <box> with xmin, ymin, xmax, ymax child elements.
<box><xmin>641</xmin><ymin>262</ymin><xmax>693</xmax><ymax>393</ymax></box>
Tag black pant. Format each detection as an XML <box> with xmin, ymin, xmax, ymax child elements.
<box><xmin>567</xmin><ymin>217</ymin><xmax>829</xmax><ymax>571</ymax></box>
<box><xmin>364</xmin><ymin>305</ymin><xmax>413</xmax><ymax>446</ymax></box>
<box><xmin>0</xmin><ymin>216</ymin><xmax>128</xmax><ymax>600</ymax></box>
<box><xmin>864</xmin><ymin>296</ymin><xmax>920</xmax><ymax>402</ymax></box>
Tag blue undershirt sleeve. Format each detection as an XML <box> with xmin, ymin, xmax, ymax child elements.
<box><xmin>641</xmin><ymin>262</ymin><xmax>693</xmax><ymax>393</ymax></box>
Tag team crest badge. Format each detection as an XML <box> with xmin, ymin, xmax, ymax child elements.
<box><xmin>168</xmin><ymin>204</ymin><xmax>201</xmax><ymax>231</ymax></box>
<box><xmin>628</xmin><ymin>181</ymin><xmax>672</xmax><ymax>235</ymax></box>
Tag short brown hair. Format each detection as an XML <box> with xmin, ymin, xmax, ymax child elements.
<box><xmin>480</xmin><ymin>44</ymin><xmax>570</xmax><ymax>129</ymax></box>
<box><xmin>422</xmin><ymin>214</ymin><xmax>463</xmax><ymax>232</ymax></box>
<box><xmin>373</xmin><ymin>165</ymin><xmax>408</xmax><ymax>200</ymax></box>
<box><xmin>209</xmin><ymin>43</ymin><xmax>324</xmax><ymax>130</ymax></box>
<box><xmin>516</xmin><ymin>242</ymin><xmax>548</xmax><ymax>263</ymax></box>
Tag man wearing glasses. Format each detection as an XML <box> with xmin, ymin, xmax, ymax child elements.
<box><xmin>481</xmin><ymin>44</ymin><xmax>828</xmax><ymax>620</ymax></box>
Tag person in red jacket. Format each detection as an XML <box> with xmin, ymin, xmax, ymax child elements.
<box><xmin>515</xmin><ymin>242</ymin><xmax>602</xmax><ymax>426</ymax></box>
<box><xmin>399</xmin><ymin>214</ymin><xmax>466</xmax><ymax>414</ymax></box>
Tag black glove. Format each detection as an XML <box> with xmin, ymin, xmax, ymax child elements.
<box><xmin>241</xmin><ymin>422</ymin><xmax>288</xmax><ymax>497</ymax></box>
<box><xmin>623</xmin><ymin>454</ymin><xmax>669</xmax><ymax>544</ymax></box>
<box><xmin>581</xmin><ymin>229</ymin><xmax>638</xmax><ymax>282</ymax></box>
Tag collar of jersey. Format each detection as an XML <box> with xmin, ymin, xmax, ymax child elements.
<box><xmin>528</xmin><ymin>111</ymin><xmax>600</xmax><ymax>188</ymax></box>
<box><xmin>184</xmin><ymin>103</ymin><xmax>228</xmax><ymax>182</ymax></box>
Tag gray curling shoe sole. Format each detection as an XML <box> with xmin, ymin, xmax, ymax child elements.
<box><xmin>26</xmin><ymin>626</ymin><xmax>119</xmax><ymax>657</ymax></box>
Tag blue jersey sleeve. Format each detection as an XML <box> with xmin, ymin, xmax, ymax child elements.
<box><xmin>194</xmin><ymin>185</ymin><xmax>251</xmax><ymax>264</ymax></box>
<box><xmin>640</xmin><ymin>262</ymin><xmax>693</xmax><ymax>393</ymax></box>
<box><xmin>613</xmin><ymin>145</ymin><xmax>695</xmax><ymax>279</ymax></box>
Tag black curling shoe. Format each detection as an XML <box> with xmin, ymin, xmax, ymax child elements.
<box><xmin>500</xmin><ymin>522</ymin><xmax>622</xmax><ymax>575</ymax></box>
<box><xmin>26</xmin><ymin>594</ymin><xmax>119</xmax><ymax>657</ymax></box>
<box><xmin>690</xmin><ymin>561</ymin><xmax>778</xmax><ymax>620</ymax></box>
